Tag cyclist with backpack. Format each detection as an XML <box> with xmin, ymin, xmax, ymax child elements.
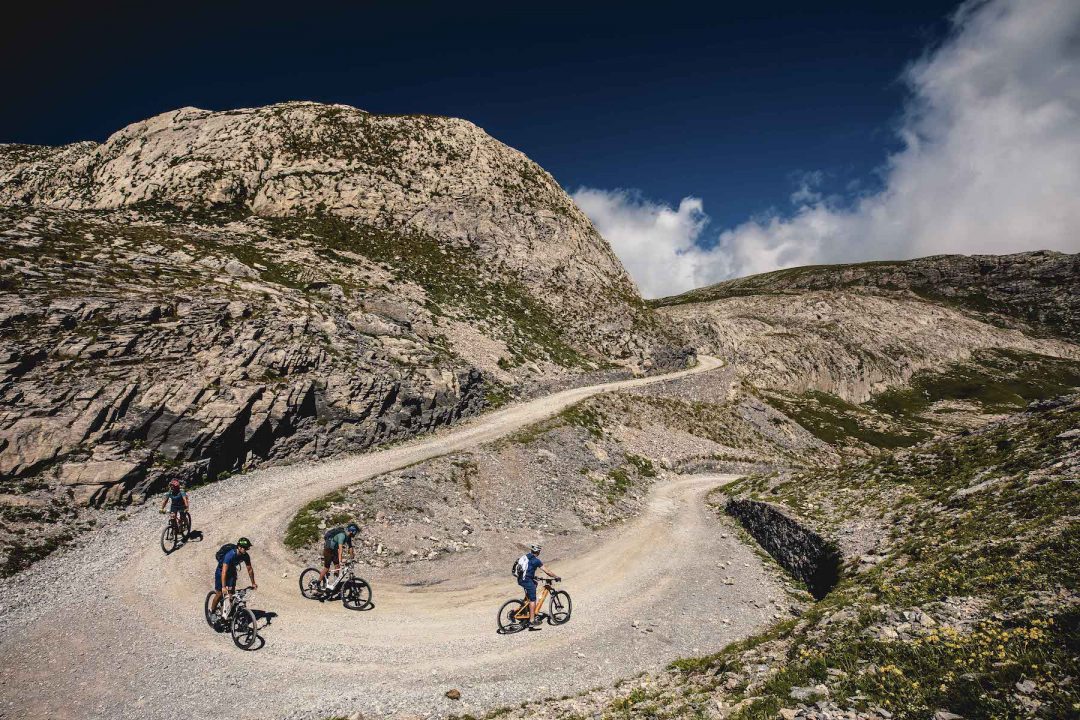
<box><xmin>514</xmin><ymin>544</ymin><xmax>560</xmax><ymax>630</ymax></box>
<box><xmin>319</xmin><ymin>523</ymin><xmax>360</xmax><ymax>591</ymax></box>
<box><xmin>159</xmin><ymin>480</ymin><xmax>190</xmax><ymax>536</ymax></box>
<box><xmin>209</xmin><ymin>537</ymin><xmax>256</xmax><ymax>621</ymax></box>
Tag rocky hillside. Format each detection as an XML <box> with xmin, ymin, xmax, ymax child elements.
<box><xmin>0</xmin><ymin>103</ymin><xmax>687</xmax><ymax>575</ymax></box>
<box><xmin>504</xmin><ymin>395</ymin><xmax>1079</xmax><ymax>720</ymax></box>
<box><xmin>654</xmin><ymin>251</ymin><xmax>1080</xmax><ymax>341</ymax></box>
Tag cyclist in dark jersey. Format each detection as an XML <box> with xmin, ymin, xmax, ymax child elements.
<box><xmin>209</xmin><ymin>537</ymin><xmax>256</xmax><ymax>620</ymax></box>
<box><xmin>159</xmin><ymin>480</ymin><xmax>190</xmax><ymax>536</ymax></box>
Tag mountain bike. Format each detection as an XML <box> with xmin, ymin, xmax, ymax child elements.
<box><xmin>203</xmin><ymin>587</ymin><xmax>259</xmax><ymax>649</ymax></box>
<box><xmin>159</xmin><ymin>510</ymin><xmax>191</xmax><ymax>554</ymax></box>
<box><xmin>298</xmin><ymin>560</ymin><xmax>373</xmax><ymax>610</ymax></box>
<box><xmin>497</xmin><ymin>578</ymin><xmax>571</xmax><ymax>632</ymax></box>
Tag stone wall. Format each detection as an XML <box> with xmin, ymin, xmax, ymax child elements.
<box><xmin>725</xmin><ymin>498</ymin><xmax>841</xmax><ymax>599</ymax></box>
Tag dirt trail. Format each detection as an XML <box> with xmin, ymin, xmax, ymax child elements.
<box><xmin>0</xmin><ymin>356</ymin><xmax>787</xmax><ymax>720</ymax></box>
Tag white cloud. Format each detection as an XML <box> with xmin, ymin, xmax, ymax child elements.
<box><xmin>571</xmin><ymin>189</ymin><xmax>726</xmax><ymax>298</ymax></box>
<box><xmin>576</xmin><ymin>0</ymin><xmax>1080</xmax><ymax>297</ymax></box>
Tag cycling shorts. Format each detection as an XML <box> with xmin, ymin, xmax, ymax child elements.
<box><xmin>518</xmin><ymin>579</ymin><xmax>537</xmax><ymax>602</ymax></box>
<box><xmin>214</xmin><ymin>563</ymin><xmax>237</xmax><ymax>592</ymax></box>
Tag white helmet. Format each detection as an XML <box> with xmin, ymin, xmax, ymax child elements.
<box><xmin>530</xmin><ymin>544</ymin><xmax>542</xmax><ymax>553</ymax></box>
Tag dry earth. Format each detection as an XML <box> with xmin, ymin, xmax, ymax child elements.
<box><xmin>0</xmin><ymin>356</ymin><xmax>791</xmax><ymax>720</ymax></box>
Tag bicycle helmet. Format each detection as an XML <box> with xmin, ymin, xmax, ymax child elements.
<box><xmin>530</xmin><ymin>544</ymin><xmax>542</xmax><ymax>553</ymax></box>
<box><xmin>237</xmin><ymin>537</ymin><xmax>252</xmax><ymax>549</ymax></box>
<box><xmin>169</xmin><ymin>479</ymin><xmax>181</xmax><ymax>490</ymax></box>
<box><xmin>346</xmin><ymin>523</ymin><xmax>360</xmax><ymax>535</ymax></box>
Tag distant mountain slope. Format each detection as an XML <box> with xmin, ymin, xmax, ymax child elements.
<box><xmin>653</xmin><ymin>251</ymin><xmax>1080</xmax><ymax>341</ymax></box>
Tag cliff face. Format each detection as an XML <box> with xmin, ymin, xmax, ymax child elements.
<box><xmin>0</xmin><ymin>103</ymin><xmax>689</xmax><ymax>573</ymax></box>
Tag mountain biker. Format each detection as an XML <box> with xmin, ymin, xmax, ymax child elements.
<box><xmin>318</xmin><ymin>522</ymin><xmax>360</xmax><ymax>590</ymax></box>
<box><xmin>209</xmin><ymin>537</ymin><xmax>257</xmax><ymax>621</ymax></box>
<box><xmin>515</xmin><ymin>544</ymin><xmax>560</xmax><ymax>630</ymax></box>
<box><xmin>159</xmin><ymin>480</ymin><xmax>190</xmax><ymax>536</ymax></box>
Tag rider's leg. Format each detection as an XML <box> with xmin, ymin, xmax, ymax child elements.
<box><xmin>318</xmin><ymin>547</ymin><xmax>334</xmax><ymax>584</ymax></box>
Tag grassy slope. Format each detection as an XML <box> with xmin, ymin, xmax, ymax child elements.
<box><xmin>761</xmin><ymin>349</ymin><xmax>1080</xmax><ymax>454</ymax></box>
<box><xmin>522</xmin><ymin>398</ymin><xmax>1077</xmax><ymax>720</ymax></box>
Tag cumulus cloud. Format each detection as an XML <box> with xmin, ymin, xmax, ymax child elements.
<box><xmin>577</xmin><ymin>0</ymin><xmax>1080</xmax><ymax>298</ymax></box>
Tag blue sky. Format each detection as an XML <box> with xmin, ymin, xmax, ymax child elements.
<box><xmin>4</xmin><ymin>1</ymin><xmax>953</xmax><ymax>227</ymax></box>
<box><xmin>5</xmin><ymin>1</ymin><xmax>1079</xmax><ymax>296</ymax></box>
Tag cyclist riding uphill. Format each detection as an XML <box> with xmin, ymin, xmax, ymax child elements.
<box><xmin>319</xmin><ymin>523</ymin><xmax>359</xmax><ymax>590</ymax></box>
<box><xmin>514</xmin><ymin>544</ymin><xmax>560</xmax><ymax>630</ymax></box>
<box><xmin>210</xmin><ymin>537</ymin><xmax>257</xmax><ymax>621</ymax></box>
<box><xmin>159</xmin><ymin>480</ymin><xmax>189</xmax><ymax>533</ymax></box>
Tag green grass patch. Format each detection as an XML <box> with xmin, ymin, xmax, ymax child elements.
<box><xmin>284</xmin><ymin>491</ymin><xmax>346</xmax><ymax>550</ymax></box>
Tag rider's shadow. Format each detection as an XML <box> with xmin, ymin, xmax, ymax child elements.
<box><xmin>184</xmin><ymin>530</ymin><xmax>204</xmax><ymax>542</ymax></box>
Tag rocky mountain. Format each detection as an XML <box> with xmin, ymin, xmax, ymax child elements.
<box><xmin>654</xmin><ymin>251</ymin><xmax>1080</xmax><ymax>341</ymax></box>
<box><xmin>653</xmin><ymin>253</ymin><xmax>1080</xmax><ymax>405</ymax></box>
<box><xmin>0</xmin><ymin>102</ymin><xmax>687</xmax><ymax>574</ymax></box>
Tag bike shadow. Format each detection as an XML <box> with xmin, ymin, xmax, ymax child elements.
<box><xmin>343</xmin><ymin>600</ymin><xmax>376</xmax><ymax>612</ymax></box>
<box><xmin>233</xmin><ymin>610</ymin><xmax>277</xmax><ymax>652</ymax></box>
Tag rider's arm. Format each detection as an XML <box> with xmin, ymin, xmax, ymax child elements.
<box><xmin>338</xmin><ymin>544</ymin><xmax>345</xmax><ymax>566</ymax></box>
<box><xmin>246</xmin><ymin>558</ymin><xmax>257</xmax><ymax>589</ymax></box>
<box><xmin>183</xmin><ymin>494</ymin><xmax>189</xmax><ymax>510</ymax></box>
<box><xmin>220</xmin><ymin>563</ymin><xmax>230</xmax><ymax>594</ymax></box>
<box><xmin>543</xmin><ymin>566</ymin><xmax>560</xmax><ymax>579</ymax></box>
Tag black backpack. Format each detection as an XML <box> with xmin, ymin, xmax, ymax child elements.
<box><xmin>215</xmin><ymin>543</ymin><xmax>237</xmax><ymax>563</ymax></box>
<box><xmin>324</xmin><ymin>527</ymin><xmax>345</xmax><ymax>544</ymax></box>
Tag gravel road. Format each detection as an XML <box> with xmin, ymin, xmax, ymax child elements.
<box><xmin>0</xmin><ymin>356</ymin><xmax>787</xmax><ymax>720</ymax></box>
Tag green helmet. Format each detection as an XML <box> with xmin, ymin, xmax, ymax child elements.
<box><xmin>237</xmin><ymin>537</ymin><xmax>252</xmax><ymax>549</ymax></box>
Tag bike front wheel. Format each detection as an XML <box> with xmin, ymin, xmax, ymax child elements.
<box><xmin>161</xmin><ymin>525</ymin><xmax>177</xmax><ymax>554</ymax></box>
<box><xmin>299</xmin><ymin>568</ymin><xmax>323</xmax><ymax>600</ymax></box>
<box><xmin>548</xmin><ymin>590</ymin><xmax>572</xmax><ymax>625</ymax></box>
<box><xmin>341</xmin><ymin>578</ymin><xmax>372</xmax><ymax>610</ymax></box>
<box><xmin>497</xmin><ymin>599</ymin><xmax>527</xmax><ymax>632</ymax></box>
<box><xmin>203</xmin><ymin>591</ymin><xmax>223</xmax><ymax>630</ymax></box>
<box><xmin>231</xmin><ymin>608</ymin><xmax>258</xmax><ymax>649</ymax></box>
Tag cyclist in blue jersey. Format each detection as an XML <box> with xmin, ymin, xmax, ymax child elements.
<box><xmin>514</xmin><ymin>544</ymin><xmax>560</xmax><ymax>630</ymax></box>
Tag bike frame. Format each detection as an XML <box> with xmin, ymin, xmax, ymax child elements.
<box><xmin>512</xmin><ymin>581</ymin><xmax>553</xmax><ymax>620</ymax></box>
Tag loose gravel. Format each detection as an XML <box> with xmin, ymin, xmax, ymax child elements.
<box><xmin>0</xmin><ymin>357</ymin><xmax>787</xmax><ymax>720</ymax></box>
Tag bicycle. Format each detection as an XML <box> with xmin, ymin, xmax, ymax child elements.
<box><xmin>298</xmin><ymin>560</ymin><xmax>373</xmax><ymax>610</ymax></box>
<box><xmin>497</xmin><ymin>578</ymin><xmax>572</xmax><ymax>632</ymax></box>
<box><xmin>203</xmin><ymin>586</ymin><xmax>259</xmax><ymax>649</ymax></box>
<box><xmin>159</xmin><ymin>510</ymin><xmax>191</xmax><ymax>554</ymax></box>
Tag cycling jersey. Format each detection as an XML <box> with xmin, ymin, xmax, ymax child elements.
<box><xmin>325</xmin><ymin>531</ymin><xmax>351</xmax><ymax>551</ymax></box>
<box><xmin>516</xmin><ymin>552</ymin><xmax>543</xmax><ymax>582</ymax></box>
<box><xmin>166</xmin><ymin>491</ymin><xmax>187</xmax><ymax>513</ymax></box>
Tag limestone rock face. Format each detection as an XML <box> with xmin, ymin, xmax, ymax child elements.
<box><xmin>0</xmin><ymin>103</ymin><xmax>689</xmax><ymax>573</ymax></box>
<box><xmin>659</xmin><ymin>291</ymin><xmax>1078</xmax><ymax>403</ymax></box>
<box><xmin>0</xmin><ymin>102</ymin><xmax>673</xmax><ymax>362</ymax></box>
<box><xmin>655</xmin><ymin>251</ymin><xmax>1080</xmax><ymax>341</ymax></box>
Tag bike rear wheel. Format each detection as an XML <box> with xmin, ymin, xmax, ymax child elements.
<box><xmin>498</xmin><ymin>599</ymin><xmax>528</xmax><ymax>632</ymax></box>
<box><xmin>160</xmin><ymin>524</ymin><xmax>177</xmax><ymax>554</ymax></box>
<box><xmin>548</xmin><ymin>590</ymin><xmax>572</xmax><ymax>625</ymax></box>
<box><xmin>299</xmin><ymin>568</ymin><xmax>323</xmax><ymax>600</ymax></box>
<box><xmin>341</xmin><ymin>578</ymin><xmax>372</xmax><ymax>610</ymax></box>
<box><xmin>231</xmin><ymin>607</ymin><xmax>258</xmax><ymax>649</ymax></box>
